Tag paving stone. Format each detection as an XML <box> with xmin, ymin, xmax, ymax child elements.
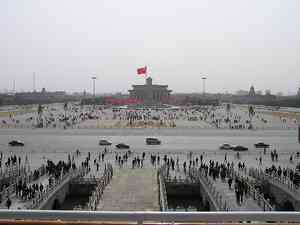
<box><xmin>97</xmin><ymin>168</ymin><xmax>159</xmax><ymax>211</ymax></box>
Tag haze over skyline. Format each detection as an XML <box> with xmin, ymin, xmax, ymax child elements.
<box><xmin>1</xmin><ymin>1</ymin><xmax>300</xmax><ymax>95</ymax></box>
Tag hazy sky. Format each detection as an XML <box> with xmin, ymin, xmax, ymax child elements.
<box><xmin>1</xmin><ymin>1</ymin><xmax>300</xmax><ymax>94</ymax></box>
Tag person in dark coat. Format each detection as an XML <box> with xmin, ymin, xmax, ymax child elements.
<box><xmin>6</xmin><ymin>198</ymin><xmax>11</xmax><ymax>209</ymax></box>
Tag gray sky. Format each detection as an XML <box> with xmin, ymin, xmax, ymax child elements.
<box><xmin>1</xmin><ymin>0</ymin><xmax>300</xmax><ymax>94</ymax></box>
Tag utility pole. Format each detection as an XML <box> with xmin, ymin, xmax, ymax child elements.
<box><xmin>202</xmin><ymin>76</ymin><xmax>207</xmax><ymax>96</ymax></box>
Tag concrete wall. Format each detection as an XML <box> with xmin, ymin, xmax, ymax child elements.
<box><xmin>39</xmin><ymin>179</ymin><xmax>71</xmax><ymax>210</ymax></box>
<box><xmin>198</xmin><ymin>179</ymin><xmax>219</xmax><ymax>211</ymax></box>
<box><xmin>166</xmin><ymin>183</ymin><xmax>200</xmax><ymax>196</ymax></box>
<box><xmin>166</xmin><ymin>181</ymin><xmax>219</xmax><ymax>211</ymax></box>
<box><xmin>69</xmin><ymin>183</ymin><xmax>96</xmax><ymax>196</ymax></box>
<box><xmin>268</xmin><ymin>182</ymin><xmax>300</xmax><ymax>210</ymax></box>
<box><xmin>39</xmin><ymin>180</ymin><xmax>97</xmax><ymax>210</ymax></box>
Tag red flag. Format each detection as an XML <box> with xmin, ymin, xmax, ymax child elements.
<box><xmin>137</xmin><ymin>66</ymin><xmax>147</xmax><ymax>75</ymax></box>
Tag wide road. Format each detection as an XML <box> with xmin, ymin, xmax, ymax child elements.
<box><xmin>0</xmin><ymin>128</ymin><xmax>298</xmax><ymax>169</ymax></box>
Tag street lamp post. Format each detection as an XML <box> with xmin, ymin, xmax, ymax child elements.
<box><xmin>91</xmin><ymin>76</ymin><xmax>97</xmax><ymax>97</ymax></box>
<box><xmin>202</xmin><ymin>77</ymin><xmax>207</xmax><ymax>96</ymax></box>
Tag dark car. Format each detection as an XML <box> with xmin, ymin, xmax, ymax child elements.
<box><xmin>254</xmin><ymin>142</ymin><xmax>270</xmax><ymax>148</ymax></box>
<box><xmin>219</xmin><ymin>143</ymin><xmax>233</xmax><ymax>150</ymax></box>
<box><xmin>9</xmin><ymin>140</ymin><xmax>24</xmax><ymax>147</ymax></box>
<box><xmin>232</xmin><ymin>145</ymin><xmax>248</xmax><ymax>151</ymax></box>
<box><xmin>99</xmin><ymin>140</ymin><xmax>112</xmax><ymax>146</ymax></box>
<box><xmin>146</xmin><ymin>138</ymin><xmax>161</xmax><ymax>145</ymax></box>
<box><xmin>116</xmin><ymin>143</ymin><xmax>130</xmax><ymax>149</ymax></box>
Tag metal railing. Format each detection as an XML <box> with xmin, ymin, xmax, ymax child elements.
<box><xmin>267</xmin><ymin>173</ymin><xmax>299</xmax><ymax>192</ymax></box>
<box><xmin>246</xmin><ymin>184</ymin><xmax>273</xmax><ymax>211</ymax></box>
<box><xmin>249</xmin><ymin>168</ymin><xmax>300</xmax><ymax>195</ymax></box>
<box><xmin>161</xmin><ymin>165</ymin><xmax>227</xmax><ymax>211</ymax></box>
<box><xmin>0</xmin><ymin>164</ymin><xmax>46</xmax><ymax>199</ymax></box>
<box><xmin>85</xmin><ymin>164</ymin><xmax>113</xmax><ymax>211</ymax></box>
<box><xmin>234</xmin><ymin>171</ymin><xmax>273</xmax><ymax>211</ymax></box>
<box><xmin>71</xmin><ymin>177</ymin><xmax>100</xmax><ymax>184</ymax></box>
<box><xmin>165</xmin><ymin>177</ymin><xmax>200</xmax><ymax>184</ymax></box>
<box><xmin>157</xmin><ymin>167</ymin><xmax>168</xmax><ymax>211</ymax></box>
<box><xmin>29</xmin><ymin>166</ymin><xmax>88</xmax><ymax>209</ymax></box>
<box><xmin>190</xmin><ymin>168</ymin><xmax>229</xmax><ymax>211</ymax></box>
<box><xmin>0</xmin><ymin>210</ymin><xmax>300</xmax><ymax>223</ymax></box>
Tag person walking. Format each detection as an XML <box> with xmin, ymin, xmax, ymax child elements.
<box><xmin>6</xmin><ymin>198</ymin><xmax>11</xmax><ymax>209</ymax></box>
<box><xmin>235</xmin><ymin>181</ymin><xmax>240</xmax><ymax>205</ymax></box>
<box><xmin>259</xmin><ymin>156</ymin><xmax>262</xmax><ymax>165</ymax></box>
<box><xmin>228</xmin><ymin>177</ymin><xmax>233</xmax><ymax>189</ymax></box>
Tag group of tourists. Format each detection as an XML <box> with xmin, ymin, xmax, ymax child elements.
<box><xmin>3</xmin><ymin>154</ymin><xmax>21</xmax><ymax>168</ymax></box>
<box><xmin>159</xmin><ymin>153</ymin><xmax>255</xmax><ymax>207</ymax></box>
<box><xmin>0</xmin><ymin>154</ymin><xmax>29</xmax><ymax>186</ymax></box>
<box><xmin>131</xmin><ymin>156</ymin><xmax>144</xmax><ymax>169</ymax></box>
<box><xmin>16</xmin><ymin>180</ymin><xmax>44</xmax><ymax>201</ymax></box>
<box><xmin>234</xmin><ymin>177</ymin><xmax>249</xmax><ymax>205</ymax></box>
<box><xmin>86</xmin><ymin>149</ymin><xmax>112</xmax><ymax>173</ymax></box>
<box><xmin>209</xmin><ymin>107</ymin><xmax>254</xmax><ymax>129</ymax></box>
<box><xmin>149</xmin><ymin>154</ymin><xmax>161</xmax><ymax>167</ymax></box>
<box><xmin>265</xmin><ymin>164</ymin><xmax>300</xmax><ymax>187</ymax></box>
<box><xmin>270</xmin><ymin>149</ymin><xmax>279</xmax><ymax>162</ymax></box>
<box><xmin>1</xmin><ymin>142</ymin><xmax>299</xmax><ymax>211</ymax></box>
<box><xmin>46</xmin><ymin>160</ymin><xmax>72</xmax><ymax>180</ymax></box>
<box><xmin>197</xmin><ymin>160</ymin><xmax>235</xmax><ymax>181</ymax></box>
<box><xmin>196</xmin><ymin>159</ymin><xmax>253</xmax><ymax>206</ymax></box>
<box><xmin>0</xmin><ymin>149</ymin><xmax>90</xmax><ymax>209</ymax></box>
<box><xmin>237</xmin><ymin>161</ymin><xmax>246</xmax><ymax>171</ymax></box>
<box><xmin>115</xmin><ymin>151</ymin><xmax>131</xmax><ymax>168</ymax></box>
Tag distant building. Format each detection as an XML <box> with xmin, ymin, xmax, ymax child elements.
<box><xmin>235</xmin><ymin>90</ymin><xmax>248</xmax><ymax>96</ymax></box>
<box><xmin>15</xmin><ymin>88</ymin><xmax>67</xmax><ymax>104</ymax></box>
<box><xmin>298</xmin><ymin>88</ymin><xmax>300</xmax><ymax>96</ymax></box>
<box><xmin>170</xmin><ymin>93</ymin><xmax>219</xmax><ymax>106</ymax></box>
<box><xmin>256</xmin><ymin>90</ymin><xmax>263</xmax><ymax>95</ymax></box>
<box><xmin>249</xmin><ymin>85</ymin><xmax>255</xmax><ymax>97</ymax></box>
<box><xmin>223</xmin><ymin>85</ymin><xmax>276</xmax><ymax>105</ymax></box>
<box><xmin>0</xmin><ymin>93</ymin><xmax>15</xmax><ymax>105</ymax></box>
<box><xmin>265</xmin><ymin>89</ymin><xmax>271</xmax><ymax>95</ymax></box>
<box><xmin>128</xmin><ymin>77</ymin><xmax>172</xmax><ymax>105</ymax></box>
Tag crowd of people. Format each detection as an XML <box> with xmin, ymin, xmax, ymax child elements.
<box><xmin>46</xmin><ymin>160</ymin><xmax>73</xmax><ymax>181</ymax></box>
<box><xmin>0</xmin><ymin>144</ymin><xmax>299</xmax><ymax>210</ymax></box>
<box><xmin>193</xmin><ymin>159</ymin><xmax>254</xmax><ymax>206</ymax></box>
<box><xmin>1</xmin><ymin>102</ymin><xmax>299</xmax><ymax>131</ymax></box>
<box><xmin>265</xmin><ymin>164</ymin><xmax>300</xmax><ymax>187</ymax></box>
<box><xmin>153</xmin><ymin>151</ymin><xmax>273</xmax><ymax>208</ymax></box>
<box><xmin>16</xmin><ymin>180</ymin><xmax>44</xmax><ymax>202</ymax></box>
<box><xmin>0</xmin><ymin>153</ymin><xmax>25</xmax><ymax>177</ymax></box>
<box><xmin>270</xmin><ymin>149</ymin><xmax>279</xmax><ymax>162</ymax></box>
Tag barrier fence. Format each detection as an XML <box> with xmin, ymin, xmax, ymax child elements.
<box><xmin>249</xmin><ymin>168</ymin><xmax>300</xmax><ymax>195</ymax></box>
<box><xmin>157</xmin><ymin>166</ymin><xmax>168</xmax><ymax>211</ymax></box>
<box><xmin>0</xmin><ymin>164</ymin><xmax>46</xmax><ymax>199</ymax></box>
<box><xmin>29</xmin><ymin>166</ymin><xmax>88</xmax><ymax>209</ymax></box>
<box><xmin>190</xmin><ymin>168</ymin><xmax>230</xmax><ymax>211</ymax></box>
<box><xmin>234</xmin><ymin>171</ymin><xmax>273</xmax><ymax>211</ymax></box>
<box><xmin>0</xmin><ymin>210</ymin><xmax>300</xmax><ymax>223</ymax></box>
<box><xmin>84</xmin><ymin>164</ymin><xmax>113</xmax><ymax>211</ymax></box>
<box><xmin>159</xmin><ymin>165</ymin><xmax>228</xmax><ymax>211</ymax></box>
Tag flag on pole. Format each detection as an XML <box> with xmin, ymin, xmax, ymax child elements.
<box><xmin>137</xmin><ymin>66</ymin><xmax>147</xmax><ymax>75</ymax></box>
